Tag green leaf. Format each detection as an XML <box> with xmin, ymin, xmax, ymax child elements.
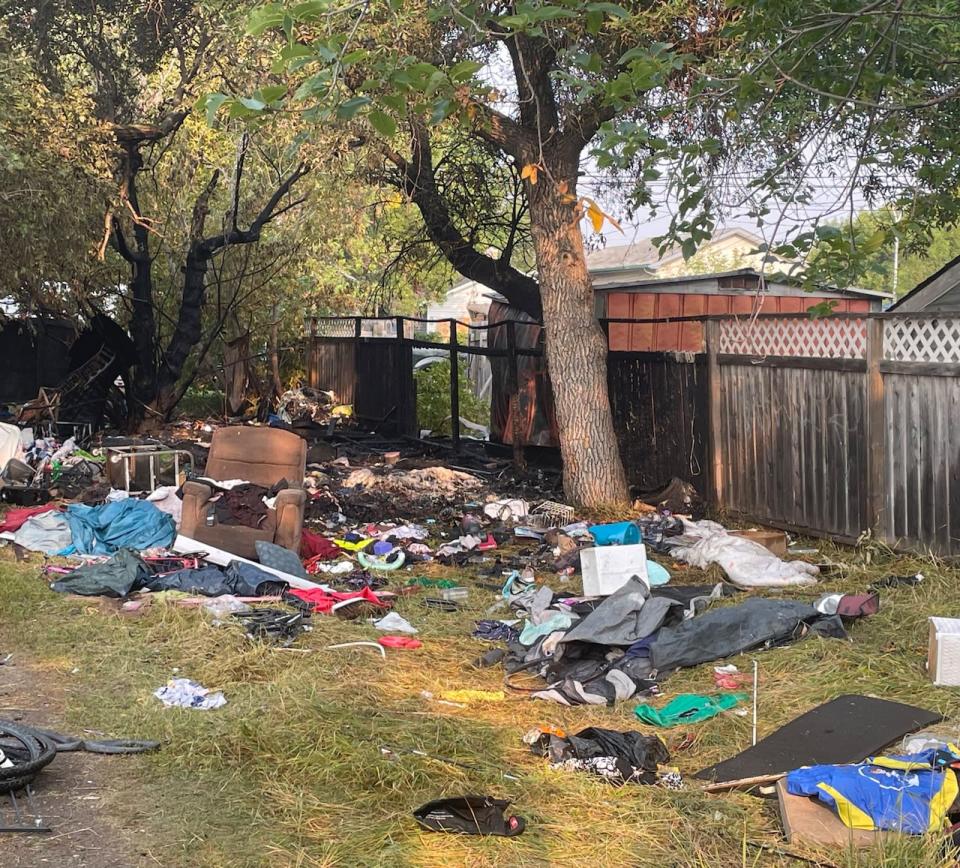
<box><xmin>291</xmin><ymin>0</ymin><xmax>329</xmax><ymax>20</ymax></box>
<box><xmin>246</xmin><ymin>4</ymin><xmax>285</xmax><ymax>35</ymax></box>
<box><xmin>425</xmin><ymin>69</ymin><xmax>449</xmax><ymax>96</ymax></box>
<box><xmin>238</xmin><ymin>97</ymin><xmax>266</xmax><ymax>111</ymax></box>
<box><xmin>198</xmin><ymin>93</ymin><xmax>230</xmax><ymax>125</ymax></box>
<box><xmin>430</xmin><ymin>97</ymin><xmax>452</xmax><ymax>125</ymax></box>
<box><xmin>585</xmin><ymin>2</ymin><xmax>629</xmax><ymax>19</ymax></box>
<box><xmin>449</xmin><ymin>60</ymin><xmax>483</xmax><ymax>83</ymax></box>
<box><xmin>369</xmin><ymin>110</ymin><xmax>397</xmax><ymax>137</ymax></box>
<box><xmin>257</xmin><ymin>85</ymin><xmax>287</xmax><ymax>104</ymax></box>
<box><xmin>380</xmin><ymin>93</ymin><xmax>406</xmax><ymax>112</ymax></box>
<box><xmin>861</xmin><ymin>228</ymin><xmax>888</xmax><ymax>254</ymax></box>
<box><xmin>336</xmin><ymin>95</ymin><xmax>372</xmax><ymax>119</ymax></box>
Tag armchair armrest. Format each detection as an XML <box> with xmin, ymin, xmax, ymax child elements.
<box><xmin>273</xmin><ymin>487</ymin><xmax>306</xmax><ymax>552</ymax></box>
<box><xmin>180</xmin><ymin>481</ymin><xmax>214</xmax><ymax>537</ymax></box>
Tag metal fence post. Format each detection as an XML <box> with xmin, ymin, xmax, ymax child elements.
<box><xmin>449</xmin><ymin>319</ymin><xmax>460</xmax><ymax>451</ymax></box>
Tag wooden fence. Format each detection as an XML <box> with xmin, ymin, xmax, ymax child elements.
<box><xmin>709</xmin><ymin>312</ymin><xmax>960</xmax><ymax>554</ymax></box>
<box><xmin>307</xmin><ymin>311</ymin><xmax>960</xmax><ymax>555</ymax></box>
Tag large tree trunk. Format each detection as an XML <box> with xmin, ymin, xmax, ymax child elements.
<box><xmin>528</xmin><ymin>169</ymin><xmax>629</xmax><ymax>506</ymax></box>
<box><xmin>155</xmin><ymin>251</ymin><xmax>209</xmax><ymax>416</ymax></box>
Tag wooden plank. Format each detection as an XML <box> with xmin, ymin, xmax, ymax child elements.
<box><xmin>718</xmin><ymin>355</ymin><xmax>866</xmax><ymax>372</ymax></box>
<box><xmin>879</xmin><ymin>360</ymin><xmax>960</xmax><ymax>377</ymax></box>
<box><xmin>865</xmin><ymin>319</ymin><xmax>886</xmax><ymax>536</ymax></box>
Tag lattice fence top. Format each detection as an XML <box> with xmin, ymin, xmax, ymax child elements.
<box><xmin>719</xmin><ymin>317</ymin><xmax>867</xmax><ymax>359</ymax></box>
<box><xmin>883</xmin><ymin>317</ymin><xmax>960</xmax><ymax>363</ymax></box>
<box><xmin>311</xmin><ymin>318</ymin><xmax>419</xmax><ymax>338</ymax></box>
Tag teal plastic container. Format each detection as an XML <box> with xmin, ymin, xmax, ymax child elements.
<box><xmin>588</xmin><ymin>521</ymin><xmax>641</xmax><ymax>546</ymax></box>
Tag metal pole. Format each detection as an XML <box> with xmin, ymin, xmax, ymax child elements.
<box><xmin>449</xmin><ymin>319</ymin><xmax>460</xmax><ymax>452</ymax></box>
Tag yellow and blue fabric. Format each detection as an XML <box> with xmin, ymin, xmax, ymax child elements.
<box><xmin>786</xmin><ymin>746</ymin><xmax>960</xmax><ymax>834</ymax></box>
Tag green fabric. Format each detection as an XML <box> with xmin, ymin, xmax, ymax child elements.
<box><xmin>405</xmin><ymin>576</ymin><xmax>458</xmax><ymax>589</ymax></box>
<box><xmin>634</xmin><ymin>693</ymin><xmax>747</xmax><ymax>728</ymax></box>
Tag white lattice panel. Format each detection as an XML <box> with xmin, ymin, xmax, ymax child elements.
<box><xmin>884</xmin><ymin>318</ymin><xmax>960</xmax><ymax>363</ymax></box>
<box><xmin>719</xmin><ymin>317</ymin><xmax>867</xmax><ymax>359</ymax></box>
<box><xmin>312</xmin><ymin>317</ymin><xmax>356</xmax><ymax>337</ymax></box>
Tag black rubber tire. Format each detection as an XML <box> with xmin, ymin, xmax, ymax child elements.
<box><xmin>0</xmin><ymin>721</ymin><xmax>57</xmax><ymax>793</ymax></box>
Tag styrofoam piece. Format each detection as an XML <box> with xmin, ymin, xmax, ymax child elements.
<box><xmin>928</xmin><ymin>617</ymin><xmax>960</xmax><ymax>686</ymax></box>
<box><xmin>580</xmin><ymin>543</ymin><xmax>649</xmax><ymax>596</ymax></box>
<box><xmin>173</xmin><ymin>534</ymin><xmax>329</xmax><ymax>592</ymax></box>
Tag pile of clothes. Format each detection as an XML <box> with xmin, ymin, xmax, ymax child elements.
<box><xmin>493</xmin><ymin>573</ymin><xmax>876</xmax><ymax>707</ymax></box>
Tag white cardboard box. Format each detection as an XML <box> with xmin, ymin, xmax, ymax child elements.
<box><xmin>928</xmin><ymin>617</ymin><xmax>960</xmax><ymax>686</ymax></box>
<box><xmin>580</xmin><ymin>543</ymin><xmax>649</xmax><ymax>596</ymax></box>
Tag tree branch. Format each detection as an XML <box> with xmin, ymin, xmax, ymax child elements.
<box><xmin>384</xmin><ymin>120</ymin><xmax>542</xmax><ymax>319</ymax></box>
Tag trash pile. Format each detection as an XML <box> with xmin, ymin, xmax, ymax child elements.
<box><xmin>4</xmin><ymin>424</ymin><xmax>960</xmax><ymax>851</ymax></box>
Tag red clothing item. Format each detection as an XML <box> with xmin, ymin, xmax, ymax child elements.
<box><xmin>378</xmin><ymin>636</ymin><xmax>422</xmax><ymax>650</ymax></box>
<box><xmin>288</xmin><ymin>586</ymin><xmax>388</xmax><ymax>615</ymax></box>
<box><xmin>300</xmin><ymin>528</ymin><xmax>340</xmax><ymax>560</ymax></box>
<box><xmin>0</xmin><ymin>504</ymin><xmax>57</xmax><ymax>533</ymax></box>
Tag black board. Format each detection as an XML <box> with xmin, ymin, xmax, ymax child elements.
<box><xmin>695</xmin><ymin>694</ymin><xmax>942</xmax><ymax>782</ymax></box>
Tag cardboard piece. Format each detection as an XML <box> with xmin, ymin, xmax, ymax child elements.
<box><xmin>731</xmin><ymin>528</ymin><xmax>788</xmax><ymax>557</ymax></box>
<box><xmin>776</xmin><ymin>779</ymin><xmax>893</xmax><ymax>849</ymax></box>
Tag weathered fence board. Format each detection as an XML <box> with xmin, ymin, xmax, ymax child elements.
<box><xmin>606</xmin><ymin>352</ymin><xmax>710</xmax><ymax>495</ymax></box>
<box><xmin>354</xmin><ymin>339</ymin><xmax>415</xmax><ymax>435</ymax></box>
<box><xmin>308</xmin><ymin>341</ymin><xmax>356</xmax><ymax>405</ymax></box>
<box><xmin>884</xmin><ymin>372</ymin><xmax>960</xmax><ymax>553</ymax></box>
<box><xmin>718</xmin><ymin>362</ymin><xmax>867</xmax><ymax>541</ymax></box>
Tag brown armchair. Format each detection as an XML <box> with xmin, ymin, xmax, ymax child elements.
<box><xmin>180</xmin><ymin>426</ymin><xmax>307</xmax><ymax>560</ymax></box>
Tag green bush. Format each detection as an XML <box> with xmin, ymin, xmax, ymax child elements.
<box><xmin>414</xmin><ymin>360</ymin><xmax>489</xmax><ymax>436</ymax></box>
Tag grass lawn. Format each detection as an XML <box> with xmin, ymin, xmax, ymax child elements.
<box><xmin>1</xmin><ymin>539</ymin><xmax>958</xmax><ymax>867</ymax></box>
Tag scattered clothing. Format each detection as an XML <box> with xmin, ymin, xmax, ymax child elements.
<box><xmin>558</xmin><ymin>577</ymin><xmax>679</xmax><ymax>649</ymax></box>
<box><xmin>153</xmin><ymin>678</ymin><xmax>227</xmax><ymax>710</ymax></box>
<box><xmin>525</xmin><ymin>726</ymin><xmax>670</xmax><ymax>786</ymax></box>
<box><xmin>635</xmin><ymin>693</ymin><xmax>747</xmax><ymax>727</ymax></box>
<box><xmin>786</xmin><ymin>747</ymin><xmax>960</xmax><ymax>834</ymax></box>
<box><xmin>378</xmin><ymin>636</ymin><xmax>421</xmax><ymax>650</ymax></box>
<box><xmin>13</xmin><ymin>511</ymin><xmax>73</xmax><ymax>554</ymax></box>
<box><xmin>289</xmin><ymin>586</ymin><xmax>388</xmax><ymax>615</ymax></box>
<box><xmin>300</xmin><ymin>529</ymin><xmax>340</xmax><ymax>560</ymax></box>
<box><xmin>64</xmin><ymin>499</ymin><xmax>175</xmax><ymax>555</ymax></box>
<box><xmin>51</xmin><ymin>549</ymin><xmax>151</xmax><ymax>597</ymax></box>
<box><xmin>0</xmin><ymin>504</ymin><xmax>56</xmax><ymax>533</ymax></box>
<box><xmin>413</xmin><ymin>795</ymin><xmax>525</xmax><ymax>837</ymax></box>
<box><xmin>473</xmin><ymin>620</ymin><xmax>520</xmax><ymax>643</ymax></box>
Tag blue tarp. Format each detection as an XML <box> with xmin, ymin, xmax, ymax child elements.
<box><xmin>63</xmin><ymin>499</ymin><xmax>176</xmax><ymax>555</ymax></box>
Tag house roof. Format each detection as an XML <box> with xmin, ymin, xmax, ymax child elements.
<box><xmin>593</xmin><ymin>268</ymin><xmax>893</xmax><ymax>300</ymax></box>
<box><xmin>585</xmin><ymin>227</ymin><xmax>765</xmax><ymax>273</ymax></box>
<box><xmin>887</xmin><ymin>254</ymin><xmax>960</xmax><ymax>312</ymax></box>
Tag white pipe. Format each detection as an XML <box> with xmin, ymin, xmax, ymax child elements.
<box><xmin>173</xmin><ymin>534</ymin><xmax>329</xmax><ymax>591</ymax></box>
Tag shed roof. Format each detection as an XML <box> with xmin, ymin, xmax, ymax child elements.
<box><xmin>888</xmin><ymin>254</ymin><xmax>960</xmax><ymax>312</ymax></box>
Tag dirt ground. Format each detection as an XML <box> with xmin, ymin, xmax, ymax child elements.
<box><xmin>0</xmin><ymin>657</ymin><xmax>153</xmax><ymax>867</ymax></box>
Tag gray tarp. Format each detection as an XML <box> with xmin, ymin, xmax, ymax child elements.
<box><xmin>558</xmin><ymin>577</ymin><xmax>679</xmax><ymax>648</ymax></box>
<box><xmin>649</xmin><ymin>598</ymin><xmax>820</xmax><ymax>672</ymax></box>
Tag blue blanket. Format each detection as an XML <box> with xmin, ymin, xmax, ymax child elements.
<box><xmin>63</xmin><ymin>499</ymin><xmax>176</xmax><ymax>555</ymax></box>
